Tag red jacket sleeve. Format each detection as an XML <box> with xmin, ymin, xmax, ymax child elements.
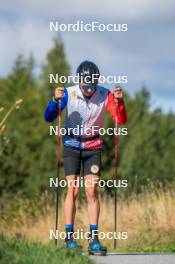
<box><xmin>106</xmin><ymin>91</ymin><xmax>127</xmax><ymax>125</ymax></box>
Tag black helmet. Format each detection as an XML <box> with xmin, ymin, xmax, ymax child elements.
<box><xmin>76</xmin><ymin>60</ymin><xmax>100</xmax><ymax>84</ymax></box>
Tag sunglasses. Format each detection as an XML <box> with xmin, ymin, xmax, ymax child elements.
<box><xmin>81</xmin><ymin>84</ymin><xmax>96</xmax><ymax>91</ymax></box>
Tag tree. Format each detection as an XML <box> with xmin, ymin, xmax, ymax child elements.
<box><xmin>0</xmin><ymin>36</ymin><xmax>71</xmax><ymax>197</ymax></box>
<box><xmin>41</xmin><ymin>36</ymin><xmax>70</xmax><ymax>96</ymax></box>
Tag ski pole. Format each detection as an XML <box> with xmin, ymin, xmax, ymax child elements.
<box><xmin>55</xmin><ymin>99</ymin><xmax>61</xmax><ymax>246</ymax></box>
<box><xmin>114</xmin><ymin>97</ymin><xmax>119</xmax><ymax>250</ymax></box>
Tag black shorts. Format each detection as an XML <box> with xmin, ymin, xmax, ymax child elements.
<box><xmin>63</xmin><ymin>146</ymin><xmax>101</xmax><ymax>176</ymax></box>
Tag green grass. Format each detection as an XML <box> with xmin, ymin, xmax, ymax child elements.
<box><xmin>0</xmin><ymin>236</ymin><xmax>94</xmax><ymax>264</ymax></box>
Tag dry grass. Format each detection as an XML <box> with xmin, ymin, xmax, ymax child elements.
<box><xmin>1</xmin><ymin>187</ymin><xmax>175</xmax><ymax>251</ymax></box>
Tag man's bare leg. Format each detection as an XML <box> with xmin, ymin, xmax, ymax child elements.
<box><xmin>64</xmin><ymin>175</ymin><xmax>80</xmax><ymax>225</ymax></box>
<box><xmin>84</xmin><ymin>175</ymin><xmax>100</xmax><ymax>225</ymax></box>
<box><xmin>84</xmin><ymin>175</ymin><xmax>107</xmax><ymax>254</ymax></box>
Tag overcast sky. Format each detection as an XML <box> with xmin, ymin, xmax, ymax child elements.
<box><xmin>0</xmin><ymin>0</ymin><xmax>175</xmax><ymax>112</ymax></box>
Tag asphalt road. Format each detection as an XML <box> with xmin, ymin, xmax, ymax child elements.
<box><xmin>90</xmin><ymin>253</ymin><xmax>175</xmax><ymax>264</ymax></box>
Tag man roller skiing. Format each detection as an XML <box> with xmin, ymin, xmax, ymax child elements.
<box><xmin>45</xmin><ymin>60</ymin><xmax>127</xmax><ymax>255</ymax></box>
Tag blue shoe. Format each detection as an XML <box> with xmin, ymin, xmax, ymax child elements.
<box><xmin>65</xmin><ymin>230</ymin><xmax>78</xmax><ymax>249</ymax></box>
<box><xmin>66</xmin><ymin>241</ymin><xmax>77</xmax><ymax>249</ymax></box>
<box><xmin>89</xmin><ymin>241</ymin><xmax>101</xmax><ymax>251</ymax></box>
<box><xmin>88</xmin><ymin>235</ymin><xmax>107</xmax><ymax>256</ymax></box>
<box><xmin>88</xmin><ymin>242</ymin><xmax>107</xmax><ymax>256</ymax></box>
